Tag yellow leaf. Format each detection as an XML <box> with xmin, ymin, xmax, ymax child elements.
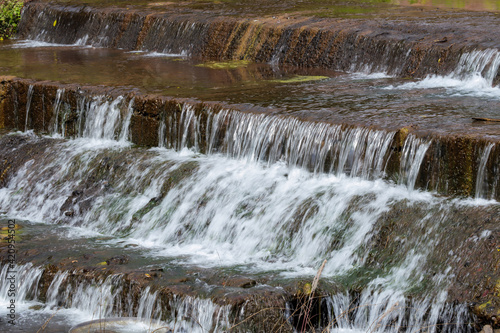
<box><xmin>53</xmin><ymin>20</ymin><xmax>57</xmax><ymax>27</ymax></box>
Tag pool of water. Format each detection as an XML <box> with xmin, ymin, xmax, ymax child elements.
<box><xmin>1</xmin><ymin>39</ymin><xmax>500</xmax><ymax>138</ymax></box>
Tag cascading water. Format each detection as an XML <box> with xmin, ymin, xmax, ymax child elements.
<box><xmin>167</xmin><ymin>295</ymin><xmax>232</xmax><ymax>332</ymax></box>
<box><xmin>4</xmin><ymin>9</ymin><xmax>500</xmax><ymax>329</ymax></box>
<box><xmin>398</xmin><ymin>134</ymin><xmax>431</xmax><ymax>191</ymax></box>
<box><xmin>24</xmin><ymin>84</ymin><xmax>34</xmax><ymax>132</ymax></box>
<box><xmin>32</xmin><ymin>89</ymin><xmax>404</xmax><ymax>183</ymax></box>
<box><xmin>0</xmin><ymin>264</ymin><xmax>43</xmax><ymax>305</ymax></box>
<box><xmin>0</xmin><ymin>132</ymin><xmax>485</xmax><ymax>332</ymax></box>
<box><xmin>159</xmin><ymin>105</ymin><xmax>397</xmax><ymax>180</ymax></box>
<box><xmin>476</xmin><ymin>143</ymin><xmax>495</xmax><ymax>199</ymax></box>
<box><xmin>0</xmin><ymin>263</ymin><xmax>231</xmax><ymax>332</ymax></box>
<box><xmin>453</xmin><ymin>49</ymin><xmax>500</xmax><ymax>85</ymax></box>
<box><xmin>51</xmin><ymin>91</ymin><xmax>133</xmax><ymax>141</ymax></box>
<box><xmin>2</xmin><ymin>71</ymin><xmax>498</xmax><ymax>330</ymax></box>
<box><xmin>323</xmin><ymin>289</ymin><xmax>471</xmax><ymax>333</ymax></box>
<box><xmin>50</xmin><ymin>88</ymin><xmax>65</xmax><ymax>137</ymax></box>
<box><xmin>391</xmin><ymin>49</ymin><xmax>500</xmax><ymax>97</ymax></box>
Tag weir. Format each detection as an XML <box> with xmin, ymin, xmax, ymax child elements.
<box><xmin>14</xmin><ymin>2</ymin><xmax>500</xmax><ymax>83</ymax></box>
<box><xmin>0</xmin><ymin>1</ymin><xmax>500</xmax><ymax>332</ymax></box>
<box><xmin>1</xmin><ymin>77</ymin><xmax>499</xmax><ymax>199</ymax></box>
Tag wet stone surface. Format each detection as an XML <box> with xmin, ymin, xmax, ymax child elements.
<box><xmin>0</xmin><ymin>43</ymin><xmax>499</xmax><ymax>139</ymax></box>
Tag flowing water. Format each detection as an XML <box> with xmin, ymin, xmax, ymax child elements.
<box><xmin>0</xmin><ymin>90</ymin><xmax>496</xmax><ymax>331</ymax></box>
<box><xmin>2</xmin><ymin>40</ymin><xmax>500</xmax><ymax>136</ymax></box>
<box><xmin>23</xmin><ymin>84</ymin><xmax>34</xmax><ymax>132</ymax></box>
<box><xmin>476</xmin><ymin>143</ymin><xmax>496</xmax><ymax>199</ymax></box>
<box><xmin>1</xmin><ymin>14</ymin><xmax>500</xmax><ymax>331</ymax></box>
<box><xmin>0</xmin><ymin>263</ymin><xmax>231</xmax><ymax>332</ymax></box>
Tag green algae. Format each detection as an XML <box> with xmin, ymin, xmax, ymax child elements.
<box><xmin>269</xmin><ymin>75</ymin><xmax>329</xmax><ymax>84</ymax></box>
<box><xmin>196</xmin><ymin>60</ymin><xmax>251</xmax><ymax>69</ymax></box>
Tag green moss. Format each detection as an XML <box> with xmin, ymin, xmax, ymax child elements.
<box><xmin>196</xmin><ymin>60</ymin><xmax>251</xmax><ymax>69</ymax></box>
<box><xmin>0</xmin><ymin>0</ymin><xmax>23</xmax><ymax>40</ymax></box>
<box><xmin>269</xmin><ymin>75</ymin><xmax>329</xmax><ymax>84</ymax></box>
<box><xmin>495</xmin><ymin>279</ymin><xmax>500</xmax><ymax>297</ymax></box>
<box><xmin>476</xmin><ymin>300</ymin><xmax>493</xmax><ymax>312</ymax></box>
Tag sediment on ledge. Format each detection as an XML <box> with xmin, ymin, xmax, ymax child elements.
<box><xmin>0</xmin><ymin>77</ymin><xmax>499</xmax><ymax>200</ymax></box>
<box><xmin>17</xmin><ymin>2</ymin><xmax>500</xmax><ymax>82</ymax></box>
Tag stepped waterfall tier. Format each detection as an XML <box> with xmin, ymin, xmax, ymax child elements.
<box><xmin>0</xmin><ymin>0</ymin><xmax>500</xmax><ymax>332</ymax></box>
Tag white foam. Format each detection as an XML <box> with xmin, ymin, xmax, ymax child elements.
<box><xmin>386</xmin><ymin>49</ymin><xmax>500</xmax><ymax>99</ymax></box>
<box><xmin>127</xmin><ymin>50</ymin><xmax>187</xmax><ymax>58</ymax></box>
<box><xmin>391</xmin><ymin>74</ymin><xmax>500</xmax><ymax>99</ymax></box>
<box><xmin>349</xmin><ymin>72</ymin><xmax>391</xmax><ymax>80</ymax></box>
<box><xmin>11</xmin><ymin>39</ymin><xmax>90</xmax><ymax>49</ymax></box>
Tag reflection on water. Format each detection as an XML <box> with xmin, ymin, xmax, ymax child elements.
<box><xmin>1</xmin><ymin>39</ymin><xmax>500</xmax><ymax>137</ymax></box>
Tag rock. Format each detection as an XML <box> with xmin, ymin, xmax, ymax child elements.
<box><xmin>224</xmin><ymin>276</ymin><xmax>257</xmax><ymax>288</ymax></box>
<box><xmin>481</xmin><ymin>325</ymin><xmax>493</xmax><ymax>333</ymax></box>
<box><xmin>106</xmin><ymin>255</ymin><xmax>130</xmax><ymax>265</ymax></box>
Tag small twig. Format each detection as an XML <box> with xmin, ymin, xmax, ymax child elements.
<box><xmin>321</xmin><ymin>294</ymin><xmax>361</xmax><ymax>333</ymax></box>
<box><xmin>472</xmin><ymin>117</ymin><xmax>500</xmax><ymax>122</ymax></box>
<box><xmin>36</xmin><ymin>307</ymin><xmax>60</xmax><ymax>333</ymax></box>
<box><xmin>310</xmin><ymin>259</ymin><xmax>327</xmax><ymax>297</ymax></box>
<box><xmin>367</xmin><ymin>302</ymin><xmax>400</xmax><ymax>333</ymax></box>
<box><xmin>300</xmin><ymin>259</ymin><xmax>327</xmax><ymax>332</ymax></box>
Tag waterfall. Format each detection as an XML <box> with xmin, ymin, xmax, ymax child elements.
<box><xmin>453</xmin><ymin>49</ymin><xmax>500</xmax><ymax>86</ymax></box>
<box><xmin>24</xmin><ymin>84</ymin><xmax>34</xmax><ymax>132</ymax></box>
<box><xmin>119</xmin><ymin>98</ymin><xmax>134</xmax><ymax>142</ymax></box>
<box><xmin>0</xmin><ymin>263</ymin><xmax>43</xmax><ymax>304</ymax></box>
<box><xmin>7</xmin><ymin>3</ymin><xmax>500</xmax><ymax>332</ymax></box>
<box><xmin>78</xmin><ymin>95</ymin><xmax>133</xmax><ymax>141</ymax></box>
<box><xmin>135</xmin><ymin>287</ymin><xmax>162</xmax><ymax>320</ymax></box>
<box><xmin>392</xmin><ymin>49</ymin><xmax>500</xmax><ymax>97</ymax></box>
<box><xmin>0</xmin><ymin>135</ymin><xmax>459</xmax><ymax>277</ymax></box>
<box><xmin>44</xmin><ymin>272</ymin><xmax>163</xmax><ymax>322</ymax></box>
<box><xmin>50</xmin><ymin>88</ymin><xmax>65</xmax><ymax>136</ymax></box>
<box><xmin>0</xmin><ymin>264</ymin><xmax>232</xmax><ymax>332</ymax></box>
<box><xmin>14</xmin><ymin>87</ymin><xmax>443</xmax><ymax>192</ymax></box>
<box><xmin>45</xmin><ymin>271</ymin><xmax>69</xmax><ymax>307</ymax></box>
<box><xmin>476</xmin><ymin>143</ymin><xmax>495</xmax><ymax>199</ymax></box>
<box><xmin>167</xmin><ymin>296</ymin><xmax>232</xmax><ymax>332</ymax></box>
<box><xmin>45</xmin><ymin>93</ymin><xmax>134</xmax><ymax>142</ymax></box>
<box><xmin>323</xmin><ymin>290</ymin><xmax>470</xmax><ymax>333</ymax></box>
<box><xmin>160</xmin><ymin>107</ymin><xmax>396</xmax><ymax>180</ymax></box>
<box><xmin>399</xmin><ymin>134</ymin><xmax>431</xmax><ymax>191</ymax></box>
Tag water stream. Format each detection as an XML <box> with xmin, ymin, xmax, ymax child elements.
<box><xmin>0</xmin><ymin>264</ymin><xmax>231</xmax><ymax>332</ymax></box>
<box><xmin>1</xmin><ymin>9</ymin><xmax>500</xmax><ymax>331</ymax></box>
<box><xmin>0</xmin><ymin>91</ymin><xmax>496</xmax><ymax>331</ymax></box>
